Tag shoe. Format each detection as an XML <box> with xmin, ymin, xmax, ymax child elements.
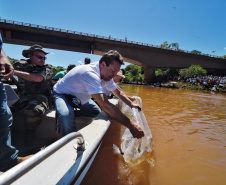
<box><xmin>17</xmin><ymin>155</ymin><xmax>33</xmax><ymax>164</ymax></box>
<box><xmin>0</xmin><ymin>155</ymin><xmax>33</xmax><ymax>173</ymax></box>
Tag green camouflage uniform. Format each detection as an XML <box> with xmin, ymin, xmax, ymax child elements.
<box><xmin>13</xmin><ymin>59</ymin><xmax>53</xmax><ymax>130</ymax></box>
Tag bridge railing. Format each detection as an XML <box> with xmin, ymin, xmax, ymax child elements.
<box><xmin>0</xmin><ymin>18</ymin><xmax>223</xmax><ymax>59</ymax></box>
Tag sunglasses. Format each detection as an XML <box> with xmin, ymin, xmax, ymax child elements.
<box><xmin>31</xmin><ymin>54</ymin><xmax>47</xmax><ymax>60</ymax></box>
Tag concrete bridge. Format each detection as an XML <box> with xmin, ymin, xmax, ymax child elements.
<box><xmin>0</xmin><ymin>19</ymin><xmax>225</xmax><ymax>82</ymax></box>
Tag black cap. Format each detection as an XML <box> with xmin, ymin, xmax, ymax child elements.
<box><xmin>84</xmin><ymin>57</ymin><xmax>91</xmax><ymax>64</ymax></box>
<box><xmin>67</xmin><ymin>64</ymin><xmax>76</xmax><ymax>71</ymax></box>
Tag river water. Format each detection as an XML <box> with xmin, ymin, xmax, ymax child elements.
<box><xmin>81</xmin><ymin>84</ymin><xmax>226</xmax><ymax>185</ymax></box>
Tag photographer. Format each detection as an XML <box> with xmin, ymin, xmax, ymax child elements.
<box><xmin>0</xmin><ymin>34</ymin><xmax>31</xmax><ymax>172</ymax></box>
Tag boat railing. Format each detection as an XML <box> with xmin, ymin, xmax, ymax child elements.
<box><xmin>0</xmin><ymin>132</ymin><xmax>85</xmax><ymax>185</ymax></box>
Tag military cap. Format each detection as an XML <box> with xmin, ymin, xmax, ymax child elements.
<box><xmin>22</xmin><ymin>44</ymin><xmax>49</xmax><ymax>58</ymax></box>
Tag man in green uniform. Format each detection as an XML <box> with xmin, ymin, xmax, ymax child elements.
<box><xmin>52</xmin><ymin>63</ymin><xmax>76</xmax><ymax>80</ymax></box>
<box><xmin>13</xmin><ymin>45</ymin><xmax>53</xmax><ymax>146</ymax></box>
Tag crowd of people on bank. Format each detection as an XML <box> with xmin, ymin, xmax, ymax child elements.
<box><xmin>177</xmin><ymin>75</ymin><xmax>226</xmax><ymax>88</ymax></box>
<box><xmin>0</xmin><ymin>33</ymin><xmax>144</xmax><ymax>173</ymax></box>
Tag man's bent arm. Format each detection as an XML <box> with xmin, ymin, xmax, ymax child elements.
<box><xmin>14</xmin><ymin>70</ymin><xmax>44</xmax><ymax>82</ymax></box>
<box><xmin>92</xmin><ymin>93</ymin><xmax>144</xmax><ymax>139</ymax></box>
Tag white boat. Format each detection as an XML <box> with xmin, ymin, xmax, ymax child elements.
<box><xmin>0</xmin><ymin>84</ymin><xmax>118</xmax><ymax>185</ymax></box>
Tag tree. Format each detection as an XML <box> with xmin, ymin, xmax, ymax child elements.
<box><xmin>191</xmin><ymin>50</ymin><xmax>202</xmax><ymax>54</ymax></box>
<box><xmin>124</xmin><ymin>64</ymin><xmax>144</xmax><ymax>83</ymax></box>
<box><xmin>155</xmin><ymin>68</ymin><xmax>178</xmax><ymax>77</ymax></box>
<box><xmin>179</xmin><ymin>65</ymin><xmax>207</xmax><ymax>77</ymax></box>
<box><xmin>178</xmin><ymin>68</ymin><xmax>190</xmax><ymax>77</ymax></box>
<box><xmin>222</xmin><ymin>55</ymin><xmax>226</xmax><ymax>59</ymax></box>
<box><xmin>171</xmin><ymin>42</ymin><xmax>179</xmax><ymax>50</ymax></box>
<box><xmin>155</xmin><ymin>68</ymin><xmax>179</xmax><ymax>82</ymax></box>
<box><xmin>160</xmin><ymin>41</ymin><xmax>170</xmax><ymax>49</ymax></box>
<box><xmin>155</xmin><ymin>68</ymin><xmax>163</xmax><ymax>76</ymax></box>
<box><xmin>160</xmin><ymin>41</ymin><xmax>179</xmax><ymax>50</ymax></box>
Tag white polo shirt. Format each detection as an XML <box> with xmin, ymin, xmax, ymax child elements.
<box><xmin>53</xmin><ymin>62</ymin><xmax>117</xmax><ymax>104</ymax></box>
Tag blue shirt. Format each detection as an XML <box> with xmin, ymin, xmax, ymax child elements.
<box><xmin>0</xmin><ymin>33</ymin><xmax>2</xmax><ymax>59</ymax></box>
<box><xmin>0</xmin><ymin>33</ymin><xmax>2</xmax><ymax>49</ymax></box>
<box><xmin>0</xmin><ymin>33</ymin><xmax>3</xmax><ymax>50</ymax></box>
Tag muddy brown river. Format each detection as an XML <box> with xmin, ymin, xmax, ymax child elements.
<box><xmin>82</xmin><ymin>85</ymin><xmax>226</xmax><ymax>185</ymax></box>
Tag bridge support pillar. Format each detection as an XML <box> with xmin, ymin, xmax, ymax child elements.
<box><xmin>144</xmin><ymin>68</ymin><xmax>156</xmax><ymax>83</ymax></box>
<box><xmin>6</xmin><ymin>30</ymin><xmax>11</xmax><ymax>39</ymax></box>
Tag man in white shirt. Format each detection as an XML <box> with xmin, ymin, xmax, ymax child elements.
<box><xmin>53</xmin><ymin>50</ymin><xmax>144</xmax><ymax>138</ymax></box>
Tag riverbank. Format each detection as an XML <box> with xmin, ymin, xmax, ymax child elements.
<box><xmin>122</xmin><ymin>81</ymin><xmax>226</xmax><ymax>93</ymax></box>
<box><xmin>161</xmin><ymin>81</ymin><xmax>226</xmax><ymax>93</ymax></box>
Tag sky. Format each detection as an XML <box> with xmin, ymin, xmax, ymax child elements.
<box><xmin>0</xmin><ymin>0</ymin><xmax>225</xmax><ymax>69</ymax></box>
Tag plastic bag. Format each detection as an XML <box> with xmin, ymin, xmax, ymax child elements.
<box><xmin>120</xmin><ymin>96</ymin><xmax>152</xmax><ymax>164</ymax></box>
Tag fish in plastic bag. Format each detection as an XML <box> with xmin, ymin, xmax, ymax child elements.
<box><xmin>120</xmin><ymin>96</ymin><xmax>152</xmax><ymax>164</ymax></box>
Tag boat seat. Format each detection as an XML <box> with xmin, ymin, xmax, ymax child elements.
<box><xmin>11</xmin><ymin>109</ymin><xmax>95</xmax><ymax>156</ymax></box>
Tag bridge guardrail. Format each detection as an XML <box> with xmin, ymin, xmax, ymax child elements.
<box><xmin>38</xmin><ymin>25</ymin><xmax>45</xmax><ymax>29</ymax></box>
<box><xmin>31</xmin><ymin>24</ymin><xmax>38</xmax><ymax>28</ymax></box>
<box><xmin>14</xmin><ymin>21</ymin><xmax>22</xmax><ymax>25</ymax></box>
<box><xmin>61</xmin><ymin>29</ymin><xmax>67</xmax><ymax>33</ymax></box>
<box><xmin>0</xmin><ymin>18</ymin><xmax>224</xmax><ymax>59</ymax></box>
<box><xmin>45</xmin><ymin>26</ymin><xmax>53</xmax><ymax>31</ymax></box>
<box><xmin>67</xmin><ymin>30</ymin><xmax>74</xmax><ymax>34</ymax></box>
<box><xmin>53</xmin><ymin>28</ymin><xmax>61</xmax><ymax>32</ymax></box>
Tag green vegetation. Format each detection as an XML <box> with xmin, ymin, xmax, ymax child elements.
<box><xmin>175</xmin><ymin>81</ymin><xmax>207</xmax><ymax>91</ymax></box>
<box><xmin>159</xmin><ymin>41</ymin><xmax>226</xmax><ymax>58</ymax></box>
<box><xmin>155</xmin><ymin>65</ymin><xmax>207</xmax><ymax>83</ymax></box>
<box><xmin>155</xmin><ymin>68</ymin><xmax>168</xmax><ymax>76</ymax></box>
<box><xmin>179</xmin><ymin>65</ymin><xmax>207</xmax><ymax>77</ymax></box>
<box><xmin>175</xmin><ymin>82</ymin><xmax>226</xmax><ymax>93</ymax></box>
<box><xmin>123</xmin><ymin>64</ymin><xmax>144</xmax><ymax>83</ymax></box>
<box><xmin>122</xmin><ymin>64</ymin><xmax>208</xmax><ymax>85</ymax></box>
<box><xmin>155</xmin><ymin>68</ymin><xmax>178</xmax><ymax>77</ymax></box>
<box><xmin>191</xmin><ymin>50</ymin><xmax>202</xmax><ymax>54</ymax></box>
<box><xmin>160</xmin><ymin>41</ymin><xmax>179</xmax><ymax>50</ymax></box>
<box><xmin>155</xmin><ymin>68</ymin><xmax>178</xmax><ymax>82</ymax></box>
<box><xmin>52</xmin><ymin>66</ymin><xmax>65</xmax><ymax>76</ymax></box>
<box><xmin>8</xmin><ymin>56</ymin><xmax>17</xmax><ymax>64</ymax></box>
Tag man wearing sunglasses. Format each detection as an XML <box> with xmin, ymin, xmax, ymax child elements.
<box><xmin>12</xmin><ymin>44</ymin><xmax>53</xmax><ymax>146</ymax></box>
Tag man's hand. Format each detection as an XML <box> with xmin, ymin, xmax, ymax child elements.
<box><xmin>0</xmin><ymin>62</ymin><xmax>14</xmax><ymax>79</ymax></box>
<box><xmin>129</xmin><ymin>120</ymin><xmax>144</xmax><ymax>139</ymax></box>
<box><xmin>130</xmin><ymin>102</ymin><xmax>141</xmax><ymax>111</ymax></box>
<box><xmin>0</xmin><ymin>49</ymin><xmax>14</xmax><ymax>79</ymax></box>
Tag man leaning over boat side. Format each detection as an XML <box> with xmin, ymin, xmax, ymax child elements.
<box><xmin>53</xmin><ymin>50</ymin><xmax>144</xmax><ymax>138</ymax></box>
<box><xmin>12</xmin><ymin>45</ymin><xmax>54</xmax><ymax>146</ymax></box>
<box><xmin>0</xmin><ymin>34</ymin><xmax>32</xmax><ymax>173</ymax></box>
